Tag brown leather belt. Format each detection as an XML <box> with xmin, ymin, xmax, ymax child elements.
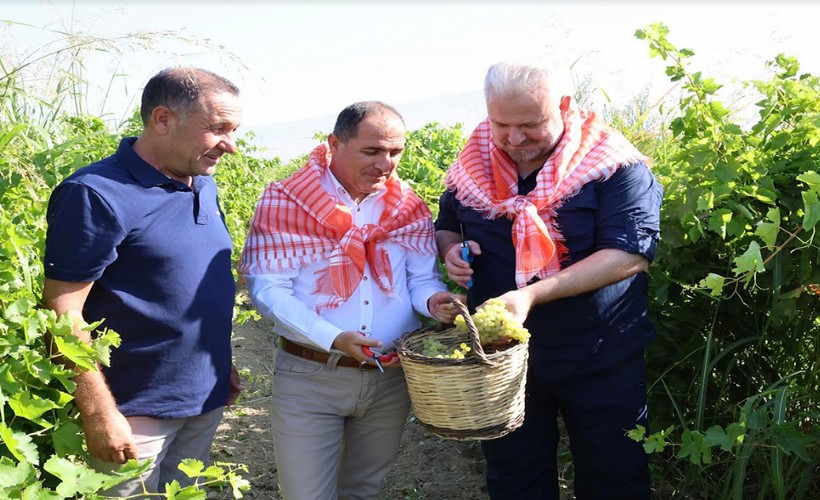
<box><xmin>279</xmin><ymin>337</ymin><xmax>376</xmax><ymax>369</ymax></box>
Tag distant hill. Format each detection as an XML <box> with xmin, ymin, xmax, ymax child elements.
<box><xmin>247</xmin><ymin>89</ymin><xmax>486</xmax><ymax>161</ymax></box>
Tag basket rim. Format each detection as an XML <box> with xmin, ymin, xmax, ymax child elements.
<box><xmin>396</xmin><ymin>325</ymin><xmax>528</xmax><ymax>365</ymax></box>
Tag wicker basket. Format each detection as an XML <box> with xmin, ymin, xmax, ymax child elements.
<box><xmin>396</xmin><ymin>300</ymin><xmax>528</xmax><ymax>440</ymax></box>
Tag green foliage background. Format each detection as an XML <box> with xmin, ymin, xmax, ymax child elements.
<box><xmin>0</xmin><ymin>22</ymin><xmax>817</xmax><ymax>499</ymax></box>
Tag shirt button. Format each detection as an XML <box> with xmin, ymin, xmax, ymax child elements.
<box><xmin>363</xmin><ymin>300</ymin><xmax>370</xmax><ymax>305</ymax></box>
<box><xmin>363</xmin><ymin>276</ymin><xmax>368</xmax><ymax>281</ymax></box>
<box><xmin>361</xmin><ymin>325</ymin><xmax>367</xmax><ymax>330</ymax></box>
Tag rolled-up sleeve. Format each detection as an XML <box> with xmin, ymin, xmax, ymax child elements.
<box><xmin>594</xmin><ymin>162</ymin><xmax>663</xmax><ymax>262</ymax></box>
<box><xmin>434</xmin><ymin>189</ymin><xmax>460</xmax><ymax>233</ymax></box>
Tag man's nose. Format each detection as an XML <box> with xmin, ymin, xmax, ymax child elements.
<box><xmin>220</xmin><ymin>133</ymin><xmax>238</xmax><ymax>154</ymax></box>
<box><xmin>375</xmin><ymin>154</ymin><xmax>394</xmax><ymax>172</ymax></box>
<box><xmin>508</xmin><ymin>129</ymin><xmax>526</xmax><ymax>145</ymax></box>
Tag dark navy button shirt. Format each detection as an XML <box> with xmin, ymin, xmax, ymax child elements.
<box><xmin>44</xmin><ymin>137</ymin><xmax>235</xmax><ymax>418</ymax></box>
<box><xmin>436</xmin><ymin>162</ymin><xmax>662</xmax><ymax>384</ymax></box>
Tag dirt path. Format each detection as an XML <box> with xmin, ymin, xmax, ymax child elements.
<box><xmin>212</xmin><ymin>317</ymin><xmax>491</xmax><ymax>499</ymax></box>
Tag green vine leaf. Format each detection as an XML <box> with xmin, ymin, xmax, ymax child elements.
<box><xmin>698</xmin><ymin>273</ymin><xmax>725</xmax><ymax>297</ymax></box>
<box><xmin>52</xmin><ymin>421</ymin><xmax>84</xmax><ymax>457</ymax></box>
<box><xmin>0</xmin><ymin>423</ymin><xmax>39</xmax><ymax>465</ymax></box>
<box><xmin>0</xmin><ymin>457</ymin><xmax>35</xmax><ymax>489</ymax></box>
<box><xmin>774</xmin><ymin>425</ymin><xmax>815</xmax><ymax>461</ymax></box>
<box><xmin>800</xmin><ymin>189</ymin><xmax>820</xmax><ymax>230</ymax></box>
<box><xmin>732</xmin><ymin>241</ymin><xmax>765</xmax><ymax>277</ymax></box>
<box><xmin>43</xmin><ymin>456</ymin><xmax>112</xmax><ymax>497</ymax></box>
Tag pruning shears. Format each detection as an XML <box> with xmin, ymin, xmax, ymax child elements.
<box><xmin>460</xmin><ymin>222</ymin><xmax>474</xmax><ymax>288</ymax></box>
<box><xmin>361</xmin><ymin>346</ymin><xmax>398</xmax><ymax>373</ymax></box>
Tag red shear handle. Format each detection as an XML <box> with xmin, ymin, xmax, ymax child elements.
<box><xmin>362</xmin><ymin>346</ymin><xmax>397</xmax><ymax>363</ymax></box>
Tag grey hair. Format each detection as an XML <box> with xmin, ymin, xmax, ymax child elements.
<box><xmin>484</xmin><ymin>62</ymin><xmax>562</xmax><ymax>102</ymax></box>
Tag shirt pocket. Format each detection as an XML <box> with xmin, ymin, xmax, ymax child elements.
<box><xmin>554</xmin><ymin>186</ymin><xmax>597</xmax><ymax>255</ymax></box>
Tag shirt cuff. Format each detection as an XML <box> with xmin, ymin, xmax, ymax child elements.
<box><xmin>412</xmin><ymin>284</ymin><xmax>447</xmax><ymax>318</ymax></box>
<box><xmin>310</xmin><ymin>319</ymin><xmax>345</xmax><ymax>352</ymax></box>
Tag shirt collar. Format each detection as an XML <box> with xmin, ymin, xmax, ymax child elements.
<box><xmin>117</xmin><ymin>137</ymin><xmax>191</xmax><ymax>190</ymax></box>
<box><xmin>322</xmin><ymin>166</ymin><xmax>386</xmax><ymax>207</ymax></box>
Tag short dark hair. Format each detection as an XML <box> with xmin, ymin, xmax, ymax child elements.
<box><xmin>332</xmin><ymin>101</ymin><xmax>405</xmax><ymax>143</ymax></box>
<box><xmin>140</xmin><ymin>67</ymin><xmax>239</xmax><ymax>124</ymax></box>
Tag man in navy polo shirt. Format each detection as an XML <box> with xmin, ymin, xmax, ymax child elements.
<box><xmin>436</xmin><ymin>62</ymin><xmax>662</xmax><ymax>499</ymax></box>
<box><xmin>42</xmin><ymin>67</ymin><xmax>243</xmax><ymax>497</ymax></box>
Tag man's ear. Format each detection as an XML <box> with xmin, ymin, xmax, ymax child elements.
<box><xmin>149</xmin><ymin>105</ymin><xmax>174</xmax><ymax>135</ymax></box>
<box><xmin>327</xmin><ymin>133</ymin><xmax>341</xmax><ymax>154</ymax></box>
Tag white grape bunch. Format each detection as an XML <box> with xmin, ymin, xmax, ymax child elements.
<box><xmin>453</xmin><ymin>298</ymin><xmax>530</xmax><ymax>345</ymax></box>
<box><xmin>420</xmin><ymin>338</ymin><xmax>472</xmax><ymax>359</ymax></box>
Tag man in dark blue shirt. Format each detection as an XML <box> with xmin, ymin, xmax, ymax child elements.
<box><xmin>42</xmin><ymin>67</ymin><xmax>243</xmax><ymax>497</ymax></box>
<box><xmin>436</xmin><ymin>62</ymin><xmax>662</xmax><ymax>499</ymax></box>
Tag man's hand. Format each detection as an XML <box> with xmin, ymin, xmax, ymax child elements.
<box><xmin>427</xmin><ymin>291</ymin><xmax>466</xmax><ymax>324</ymax></box>
<box><xmin>226</xmin><ymin>364</ymin><xmax>242</xmax><ymax>407</ymax></box>
<box><xmin>493</xmin><ymin>288</ymin><xmax>535</xmax><ymax>324</ymax></box>
<box><xmin>82</xmin><ymin>408</ymin><xmax>138</xmax><ymax>464</ymax></box>
<box><xmin>332</xmin><ymin>331</ymin><xmax>383</xmax><ymax>363</ymax></box>
<box><xmin>442</xmin><ymin>240</ymin><xmax>481</xmax><ymax>289</ymax></box>
<box><xmin>478</xmin><ymin>288</ymin><xmax>536</xmax><ymax>347</ymax></box>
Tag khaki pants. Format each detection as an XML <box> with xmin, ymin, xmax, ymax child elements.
<box><xmin>88</xmin><ymin>407</ymin><xmax>224</xmax><ymax>498</ymax></box>
<box><xmin>272</xmin><ymin>349</ymin><xmax>411</xmax><ymax>500</ymax></box>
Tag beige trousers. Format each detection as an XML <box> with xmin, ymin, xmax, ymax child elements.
<box><xmin>87</xmin><ymin>406</ymin><xmax>224</xmax><ymax>498</ymax></box>
<box><xmin>271</xmin><ymin>349</ymin><xmax>411</xmax><ymax>500</ymax></box>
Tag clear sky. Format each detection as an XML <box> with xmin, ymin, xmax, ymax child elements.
<box><xmin>3</xmin><ymin>1</ymin><xmax>819</xmax><ymax>159</ymax></box>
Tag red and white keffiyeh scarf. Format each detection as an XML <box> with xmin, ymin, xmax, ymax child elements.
<box><xmin>445</xmin><ymin>96</ymin><xmax>646</xmax><ymax>288</ymax></box>
<box><xmin>239</xmin><ymin>143</ymin><xmax>436</xmax><ymax>312</ymax></box>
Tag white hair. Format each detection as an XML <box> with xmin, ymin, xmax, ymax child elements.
<box><xmin>484</xmin><ymin>61</ymin><xmax>568</xmax><ymax>104</ymax></box>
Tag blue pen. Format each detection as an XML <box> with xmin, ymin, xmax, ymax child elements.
<box><xmin>460</xmin><ymin>222</ymin><xmax>473</xmax><ymax>288</ymax></box>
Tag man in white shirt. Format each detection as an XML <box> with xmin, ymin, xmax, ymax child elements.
<box><xmin>239</xmin><ymin>101</ymin><xmax>461</xmax><ymax>500</ymax></box>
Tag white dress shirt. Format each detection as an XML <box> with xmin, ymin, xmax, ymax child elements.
<box><xmin>245</xmin><ymin>169</ymin><xmax>446</xmax><ymax>352</ymax></box>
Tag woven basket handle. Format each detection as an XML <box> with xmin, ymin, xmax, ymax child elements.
<box><xmin>451</xmin><ymin>299</ymin><xmax>497</xmax><ymax>367</ymax></box>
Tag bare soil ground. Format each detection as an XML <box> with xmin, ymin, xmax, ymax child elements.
<box><xmin>211</xmin><ymin>316</ymin><xmax>497</xmax><ymax>500</ymax></box>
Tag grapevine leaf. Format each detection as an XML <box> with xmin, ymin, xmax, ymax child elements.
<box><xmin>774</xmin><ymin>425</ymin><xmax>815</xmax><ymax>461</ymax></box>
<box><xmin>91</xmin><ymin>329</ymin><xmax>121</xmax><ymax>368</ymax></box>
<box><xmin>732</xmin><ymin>241</ymin><xmax>765</xmax><ymax>276</ymax></box>
<box><xmin>796</xmin><ymin>171</ymin><xmax>820</xmax><ymax>191</ymax></box>
<box><xmin>709</xmin><ymin>101</ymin><xmax>730</xmax><ymax>119</ymax></box>
<box><xmin>0</xmin><ymin>423</ymin><xmax>40</xmax><ymax>465</ymax></box>
<box><xmin>52</xmin><ymin>421</ymin><xmax>84</xmax><ymax>457</ymax></box>
<box><xmin>3</xmin><ymin>297</ymin><xmax>34</xmax><ymax>325</ymax></box>
<box><xmin>755</xmin><ymin>222</ymin><xmax>779</xmax><ymax>248</ymax></box>
<box><xmin>20</xmin><ymin>481</ymin><xmax>63</xmax><ymax>499</ymax></box>
<box><xmin>171</xmin><ymin>486</ymin><xmax>208</xmax><ymax>500</ymax></box>
<box><xmin>0</xmin><ymin>363</ymin><xmax>23</xmax><ymax>403</ymax></box>
<box><xmin>0</xmin><ymin>456</ymin><xmax>35</xmax><ymax>488</ymax></box>
<box><xmin>677</xmin><ymin>429</ymin><xmax>711</xmax><ymax>465</ymax></box>
<box><xmin>754</xmin><ymin>207</ymin><xmax>780</xmax><ymax>248</ymax></box>
<box><xmin>643</xmin><ymin>432</ymin><xmax>667</xmax><ymax>454</ymax></box>
<box><xmin>726</xmin><ymin>422</ymin><xmax>746</xmax><ymax>449</ymax></box>
<box><xmin>708</xmin><ymin>208</ymin><xmax>733</xmax><ymax>239</ymax></box>
<box><xmin>98</xmin><ymin>459</ymin><xmax>152</xmax><ymax>491</ymax></box>
<box><xmin>178</xmin><ymin>458</ymin><xmax>205</xmax><ymax>478</ymax></box>
<box><xmin>8</xmin><ymin>392</ymin><xmax>59</xmax><ymax>428</ymax></box>
<box><xmin>801</xmin><ymin>190</ymin><xmax>820</xmax><ymax>230</ymax></box>
<box><xmin>704</xmin><ymin>425</ymin><xmax>732</xmax><ymax>452</ymax></box>
<box><xmin>50</xmin><ymin>335</ymin><xmax>97</xmax><ymax>372</ymax></box>
<box><xmin>699</xmin><ymin>273</ymin><xmax>725</xmax><ymax>297</ymax></box>
<box><xmin>43</xmin><ymin>456</ymin><xmax>111</xmax><ymax>497</ymax></box>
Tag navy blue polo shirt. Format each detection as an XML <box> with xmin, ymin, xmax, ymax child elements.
<box><xmin>437</xmin><ymin>162</ymin><xmax>662</xmax><ymax>384</ymax></box>
<box><xmin>44</xmin><ymin>137</ymin><xmax>235</xmax><ymax>418</ymax></box>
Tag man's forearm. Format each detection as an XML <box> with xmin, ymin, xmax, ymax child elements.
<box><xmin>435</xmin><ymin>230</ymin><xmax>462</xmax><ymax>261</ymax></box>
<box><xmin>525</xmin><ymin>248</ymin><xmax>649</xmax><ymax>306</ymax></box>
